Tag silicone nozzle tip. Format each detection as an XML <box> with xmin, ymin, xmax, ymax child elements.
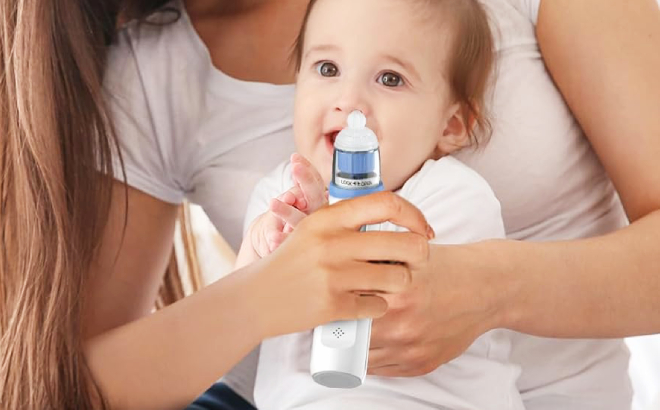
<box><xmin>347</xmin><ymin>110</ymin><xmax>367</xmax><ymax>129</ymax></box>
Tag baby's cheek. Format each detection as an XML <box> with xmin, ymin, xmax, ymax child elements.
<box><xmin>293</xmin><ymin>136</ymin><xmax>314</xmax><ymax>163</ymax></box>
<box><xmin>381</xmin><ymin>157</ymin><xmax>411</xmax><ymax>192</ymax></box>
<box><xmin>294</xmin><ymin>139</ymin><xmax>315</xmax><ymax>163</ymax></box>
<box><xmin>320</xmin><ymin>166</ymin><xmax>332</xmax><ymax>187</ymax></box>
<box><xmin>308</xmin><ymin>154</ymin><xmax>331</xmax><ymax>186</ymax></box>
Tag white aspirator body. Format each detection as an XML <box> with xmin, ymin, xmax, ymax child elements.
<box><xmin>310</xmin><ymin>110</ymin><xmax>384</xmax><ymax>388</ymax></box>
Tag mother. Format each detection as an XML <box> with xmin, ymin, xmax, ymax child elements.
<box><xmin>1</xmin><ymin>0</ymin><xmax>659</xmax><ymax>410</ymax></box>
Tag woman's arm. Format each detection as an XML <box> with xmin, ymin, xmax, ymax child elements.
<box><xmin>457</xmin><ymin>0</ymin><xmax>660</xmax><ymax>339</ymax></box>
<box><xmin>447</xmin><ymin>0</ymin><xmax>660</xmax><ymax>340</ymax></box>
<box><xmin>84</xmin><ymin>183</ymin><xmax>178</xmax><ymax>339</ymax></box>
<box><xmin>499</xmin><ymin>0</ymin><xmax>660</xmax><ymax>337</ymax></box>
<box><xmin>84</xmin><ymin>183</ymin><xmax>265</xmax><ymax>410</ymax></box>
<box><xmin>538</xmin><ymin>0</ymin><xmax>660</xmax><ymax>223</ymax></box>
<box><xmin>83</xmin><ymin>182</ymin><xmax>432</xmax><ymax>410</ymax></box>
<box><xmin>368</xmin><ymin>0</ymin><xmax>660</xmax><ymax>377</ymax></box>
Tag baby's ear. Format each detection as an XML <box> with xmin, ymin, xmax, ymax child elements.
<box><xmin>436</xmin><ymin>102</ymin><xmax>473</xmax><ymax>156</ymax></box>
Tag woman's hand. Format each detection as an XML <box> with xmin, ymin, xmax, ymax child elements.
<box><xmin>366</xmin><ymin>0</ymin><xmax>660</xmax><ymax>377</ymax></box>
<box><xmin>367</xmin><ymin>241</ymin><xmax>511</xmax><ymax>377</ymax></box>
<box><xmin>246</xmin><ymin>191</ymin><xmax>435</xmax><ymax>339</ymax></box>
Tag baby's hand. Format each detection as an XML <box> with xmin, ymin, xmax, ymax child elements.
<box><xmin>247</xmin><ymin>208</ymin><xmax>285</xmax><ymax>258</ymax></box>
<box><xmin>247</xmin><ymin>154</ymin><xmax>328</xmax><ymax>258</ymax></box>
<box><xmin>278</xmin><ymin>153</ymin><xmax>328</xmax><ymax>233</ymax></box>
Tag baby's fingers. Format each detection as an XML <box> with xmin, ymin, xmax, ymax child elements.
<box><xmin>270</xmin><ymin>198</ymin><xmax>307</xmax><ymax>228</ymax></box>
<box><xmin>266</xmin><ymin>230</ymin><xmax>289</xmax><ymax>252</ymax></box>
<box><xmin>291</xmin><ymin>153</ymin><xmax>327</xmax><ymax>212</ymax></box>
<box><xmin>249</xmin><ymin>213</ymin><xmax>284</xmax><ymax>257</ymax></box>
<box><xmin>279</xmin><ymin>186</ymin><xmax>306</xmax><ymax>209</ymax></box>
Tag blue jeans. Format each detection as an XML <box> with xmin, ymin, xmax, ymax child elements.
<box><xmin>185</xmin><ymin>382</ymin><xmax>257</xmax><ymax>410</ymax></box>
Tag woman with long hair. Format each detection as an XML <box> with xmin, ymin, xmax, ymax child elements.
<box><xmin>1</xmin><ymin>0</ymin><xmax>659</xmax><ymax>409</ymax></box>
<box><xmin>0</xmin><ymin>2</ymin><xmax>431</xmax><ymax>409</ymax></box>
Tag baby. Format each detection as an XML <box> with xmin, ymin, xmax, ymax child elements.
<box><xmin>234</xmin><ymin>0</ymin><xmax>522</xmax><ymax>409</ymax></box>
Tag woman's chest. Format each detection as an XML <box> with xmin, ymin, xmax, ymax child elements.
<box><xmin>186</xmin><ymin>1</ymin><xmax>307</xmax><ymax>84</ymax></box>
<box><xmin>185</xmin><ymin>100</ymin><xmax>296</xmax><ymax>250</ymax></box>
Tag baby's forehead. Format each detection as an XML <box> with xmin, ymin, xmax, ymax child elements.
<box><xmin>307</xmin><ymin>0</ymin><xmax>454</xmax><ymax>38</ymax></box>
<box><xmin>306</xmin><ymin>0</ymin><xmax>455</xmax><ymax>66</ymax></box>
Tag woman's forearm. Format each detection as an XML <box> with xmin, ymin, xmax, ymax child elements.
<box><xmin>85</xmin><ymin>264</ymin><xmax>264</xmax><ymax>410</ymax></box>
<box><xmin>481</xmin><ymin>210</ymin><xmax>660</xmax><ymax>338</ymax></box>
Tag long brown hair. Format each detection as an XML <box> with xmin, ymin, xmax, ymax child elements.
<box><xmin>0</xmin><ymin>1</ymin><xmax>199</xmax><ymax>409</ymax></box>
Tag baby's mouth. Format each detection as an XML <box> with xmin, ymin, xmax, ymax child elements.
<box><xmin>324</xmin><ymin>130</ymin><xmax>339</xmax><ymax>152</ymax></box>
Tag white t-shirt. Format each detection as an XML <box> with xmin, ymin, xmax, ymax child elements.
<box><xmin>103</xmin><ymin>0</ymin><xmax>632</xmax><ymax>408</ymax></box>
<box><xmin>104</xmin><ymin>2</ymin><xmax>296</xmax><ymax>251</ymax></box>
<box><xmin>245</xmin><ymin>158</ymin><xmax>523</xmax><ymax>410</ymax></box>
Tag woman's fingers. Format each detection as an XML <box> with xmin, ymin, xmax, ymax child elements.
<box><xmin>333</xmin><ymin>231</ymin><xmax>430</xmax><ymax>268</ymax></box>
<box><xmin>254</xmin><ymin>190</ymin><xmax>436</xmax><ymax>337</ymax></box>
<box><xmin>367</xmin><ymin>347</ymin><xmax>398</xmax><ymax>370</ymax></box>
<box><xmin>312</xmin><ymin>192</ymin><xmax>434</xmax><ymax>239</ymax></box>
<box><xmin>345</xmin><ymin>294</ymin><xmax>389</xmax><ymax>320</ymax></box>
<box><xmin>368</xmin><ymin>362</ymin><xmax>413</xmax><ymax>378</ymax></box>
<box><xmin>367</xmin><ymin>344</ymin><xmax>441</xmax><ymax>377</ymax></box>
<box><xmin>367</xmin><ymin>336</ymin><xmax>479</xmax><ymax>378</ymax></box>
<box><xmin>330</xmin><ymin>260</ymin><xmax>412</xmax><ymax>294</ymax></box>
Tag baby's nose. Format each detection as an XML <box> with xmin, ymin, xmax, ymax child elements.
<box><xmin>333</xmin><ymin>85</ymin><xmax>371</xmax><ymax>117</ymax></box>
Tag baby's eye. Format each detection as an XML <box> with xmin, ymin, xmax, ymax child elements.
<box><xmin>316</xmin><ymin>62</ymin><xmax>339</xmax><ymax>77</ymax></box>
<box><xmin>378</xmin><ymin>72</ymin><xmax>404</xmax><ymax>87</ymax></box>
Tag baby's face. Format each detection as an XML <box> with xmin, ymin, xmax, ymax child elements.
<box><xmin>294</xmin><ymin>0</ymin><xmax>457</xmax><ymax>191</ymax></box>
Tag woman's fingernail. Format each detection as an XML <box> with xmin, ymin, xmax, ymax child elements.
<box><xmin>427</xmin><ymin>225</ymin><xmax>435</xmax><ymax>240</ymax></box>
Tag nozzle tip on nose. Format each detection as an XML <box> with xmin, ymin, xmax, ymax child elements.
<box><xmin>347</xmin><ymin>110</ymin><xmax>366</xmax><ymax>129</ymax></box>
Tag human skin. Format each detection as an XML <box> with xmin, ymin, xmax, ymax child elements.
<box><xmin>84</xmin><ymin>1</ymin><xmax>660</xmax><ymax>408</ymax></box>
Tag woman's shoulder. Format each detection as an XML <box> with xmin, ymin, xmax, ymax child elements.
<box><xmin>106</xmin><ymin>1</ymin><xmax>205</xmax><ymax>92</ymax></box>
<box><xmin>102</xmin><ymin>2</ymin><xmax>207</xmax><ymax>205</ymax></box>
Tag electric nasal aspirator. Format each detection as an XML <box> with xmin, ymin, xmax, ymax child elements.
<box><xmin>310</xmin><ymin>110</ymin><xmax>383</xmax><ymax>389</ymax></box>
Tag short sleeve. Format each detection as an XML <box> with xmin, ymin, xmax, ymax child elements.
<box><xmin>423</xmin><ymin>181</ymin><xmax>505</xmax><ymax>245</ymax></box>
<box><xmin>395</xmin><ymin>159</ymin><xmax>505</xmax><ymax>244</ymax></box>
<box><xmin>103</xmin><ymin>28</ymin><xmax>185</xmax><ymax>204</ymax></box>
